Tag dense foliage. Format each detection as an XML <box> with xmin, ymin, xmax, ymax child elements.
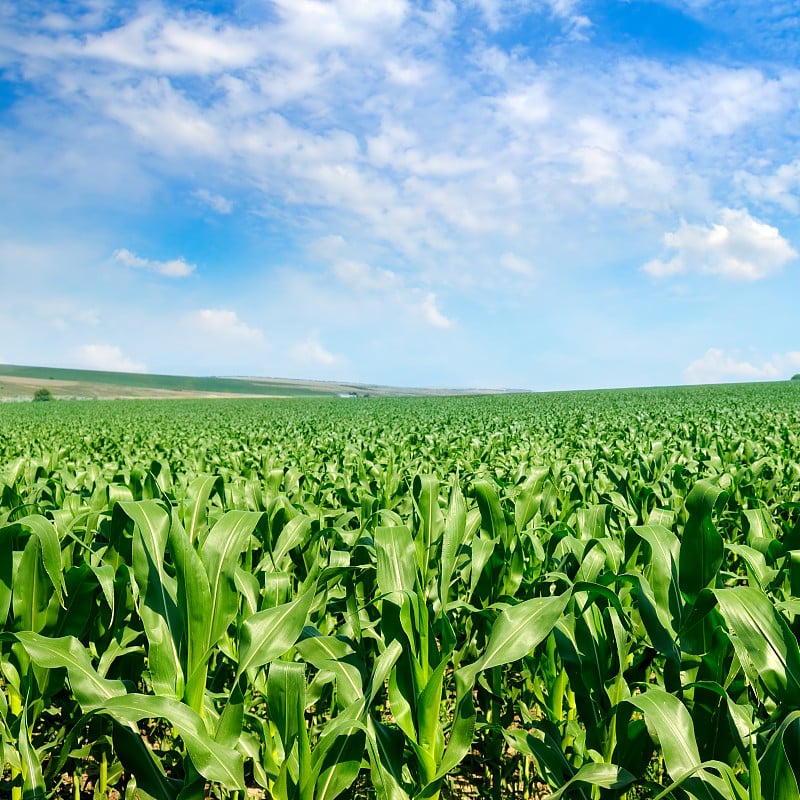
<box><xmin>2</xmin><ymin>383</ymin><xmax>800</xmax><ymax>799</ymax></box>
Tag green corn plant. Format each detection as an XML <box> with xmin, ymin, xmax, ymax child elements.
<box><xmin>370</xmin><ymin>473</ymin><xmax>574</xmax><ymax>799</ymax></box>
<box><xmin>2</xmin><ymin>383</ymin><xmax>800</xmax><ymax>796</ymax></box>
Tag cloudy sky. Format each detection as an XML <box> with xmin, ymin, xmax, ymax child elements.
<box><xmin>1</xmin><ymin>0</ymin><xmax>798</xmax><ymax>390</ymax></box>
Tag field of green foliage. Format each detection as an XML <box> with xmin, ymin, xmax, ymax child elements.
<box><xmin>2</xmin><ymin>383</ymin><xmax>800</xmax><ymax>799</ymax></box>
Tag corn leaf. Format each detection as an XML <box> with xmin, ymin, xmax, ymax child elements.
<box><xmin>236</xmin><ymin>587</ymin><xmax>315</xmax><ymax>678</ymax></box>
<box><xmin>103</xmin><ymin>694</ymin><xmax>245</xmax><ymax>788</ymax></box>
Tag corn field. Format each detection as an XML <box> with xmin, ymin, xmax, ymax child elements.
<box><xmin>2</xmin><ymin>383</ymin><xmax>800</xmax><ymax>799</ymax></box>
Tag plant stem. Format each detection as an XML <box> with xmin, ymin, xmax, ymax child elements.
<box><xmin>100</xmin><ymin>748</ymin><xmax>108</xmax><ymax>796</ymax></box>
<box><xmin>9</xmin><ymin>684</ymin><xmax>21</xmax><ymax>800</ymax></box>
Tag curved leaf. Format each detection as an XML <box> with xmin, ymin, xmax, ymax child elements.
<box><xmin>625</xmin><ymin>689</ymin><xmax>702</xmax><ymax>781</ymax></box>
<box><xmin>545</xmin><ymin>762</ymin><xmax>635</xmax><ymax>800</ymax></box>
<box><xmin>713</xmin><ymin>586</ymin><xmax>800</xmax><ymax>705</ymax></box>
<box><xmin>679</xmin><ymin>481</ymin><xmax>727</xmax><ymax>601</ymax></box>
<box><xmin>102</xmin><ymin>694</ymin><xmax>245</xmax><ymax>789</ymax></box>
<box><xmin>201</xmin><ymin>509</ymin><xmax>264</xmax><ymax>648</ymax></box>
<box><xmin>478</xmin><ymin>591</ymin><xmax>571</xmax><ymax>673</ymax></box>
<box><xmin>236</xmin><ymin>588</ymin><xmax>315</xmax><ymax>678</ymax></box>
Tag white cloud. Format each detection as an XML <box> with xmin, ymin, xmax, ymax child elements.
<box><xmin>736</xmin><ymin>159</ymin><xmax>800</xmax><ymax>213</ymax></box>
<box><xmin>495</xmin><ymin>83</ymin><xmax>551</xmax><ymax>128</ymax></box>
<box><xmin>698</xmin><ymin>69</ymin><xmax>786</xmax><ymax>137</ymax></box>
<box><xmin>385</xmin><ymin>57</ymin><xmax>432</xmax><ymax>87</ymax></box>
<box><xmin>12</xmin><ymin>4</ymin><xmax>795</xmax><ymax>272</ymax></box>
<box><xmin>193</xmin><ymin>188</ymin><xmax>233</xmax><ymax>214</ymax></box>
<box><xmin>113</xmin><ymin>248</ymin><xmax>196</xmax><ymax>278</ymax></box>
<box><xmin>418</xmin><ymin>292</ymin><xmax>453</xmax><ymax>329</ymax></box>
<box><xmin>467</xmin><ymin>0</ymin><xmax>589</xmax><ymax>36</ymax></box>
<box><xmin>500</xmin><ymin>252</ymin><xmax>537</xmax><ymax>277</ymax></box>
<box><xmin>73</xmin><ymin>344</ymin><xmax>146</xmax><ymax>373</ymax></box>
<box><xmin>418</xmin><ymin>0</ymin><xmax>457</xmax><ymax>32</ymax></box>
<box><xmin>367</xmin><ymin>120</ymin><xmax>488</xmax><ymax>177</ymax></box>
<box><xmin>333</xmin><ymin>260</ymin><xmax>400</xmax><ymax>291</ymax></box>
<box><xmin>290</xmin><ymin>336</ymin><xmax>342</xmax><ymax>366</ymax></box>
<box><xmin>468</xmin><ymin>0</ymin><xmax>505</xmax><ymax>30</ymax></box>
<box><xmin>633</xmin><ymin>66</ymin><xmax>791</xmax><ymax>148</ymax></box>
<box><xmin>643</xmin><ymin>208</ymin><xmax>797</xmax><ymax>281</ymax></box>
<box><xmin>104</xmin><ymin>78</ymin><xmax>224</xmax><ymax>157</ymax></box>
<box><xmin>74</xmin><ymin>10</ymin><xmax>264</xmax><ymax>75</ymax></box>
<box><xmin>307</xmin><ymin>235</ymin><xmax>347</xmax><ymax>259</ymax></box>
<box><xmin>189</xmin><ymin>309</ymin><xmax>263</xmax><ymax>342</ymax></box>
<box><xmin>4</xmin><ymin>3</ymin><xmax>800</xmax><ymax>391</ymax></box>
<box><xmin>329</xmin><ymin>260</ymin><xmax>454</xmax><ymax>328</ymax></box>
<box><xmin>545</xmin><ymin>0</ymin><xmax>592</xmax><ymax>39</ymax></box>
<box><xmin>685</xmin><ymin>348</ymin><xmax>800</xmax><ymax>384</ymax></box>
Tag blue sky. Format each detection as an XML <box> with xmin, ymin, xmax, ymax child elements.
<box><xmin>1</xmin><ymin>0</ymin><xmax>799</xmax><ymax>390</ymax></box>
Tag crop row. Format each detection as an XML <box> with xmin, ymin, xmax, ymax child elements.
<box><xmin>1</xmin><ymin>386</ymin><xmax>800</xmax><ymax>798</ymax></box>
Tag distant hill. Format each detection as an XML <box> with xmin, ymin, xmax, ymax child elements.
<box><xmin>793</xmin><ymin>374</ymin><xmax>800</xmax><ymax>381</ymax></box>
<box><xmin>0</xmin><ymin>363</ymin><xmax>497</xmax><ymax>400</ymax></box>
<box><xmin>0</xmin><ymin>363</ymin><xmax>332</xmax><ymax>399</ymax></box>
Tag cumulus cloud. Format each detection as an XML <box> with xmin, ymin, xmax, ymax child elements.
<box><xmin>193</xmin><ymin>188</ymin><xmax>233</xmax><ymax>214</ymax></box>
<box><xmin>685</xmin><ymin>349</ymin><xmax>800</xmax><ymax>384</ymax></box>
<box><xmin>643</xmin><ymin>208</ymin><xmax>797</xmax><ymax>281</ymax></box>
<box><xmin>73</xmin><ymin>344</ymin><xmax>146</xmax><ymax>373</ymax></box>
<box><xmin>290</xmin><ymin>336</ymin><xmax>342</xmax><ymax>366</ymax></box>
<box><xmin>113</xmin><ymin>248</ymin><xmax>196</xmax><ymax>278</ymax></box>
<box><xmin>189</xmin><ymin>309</ymin><xmax>263</xmax><ymax>342</ymax></box>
